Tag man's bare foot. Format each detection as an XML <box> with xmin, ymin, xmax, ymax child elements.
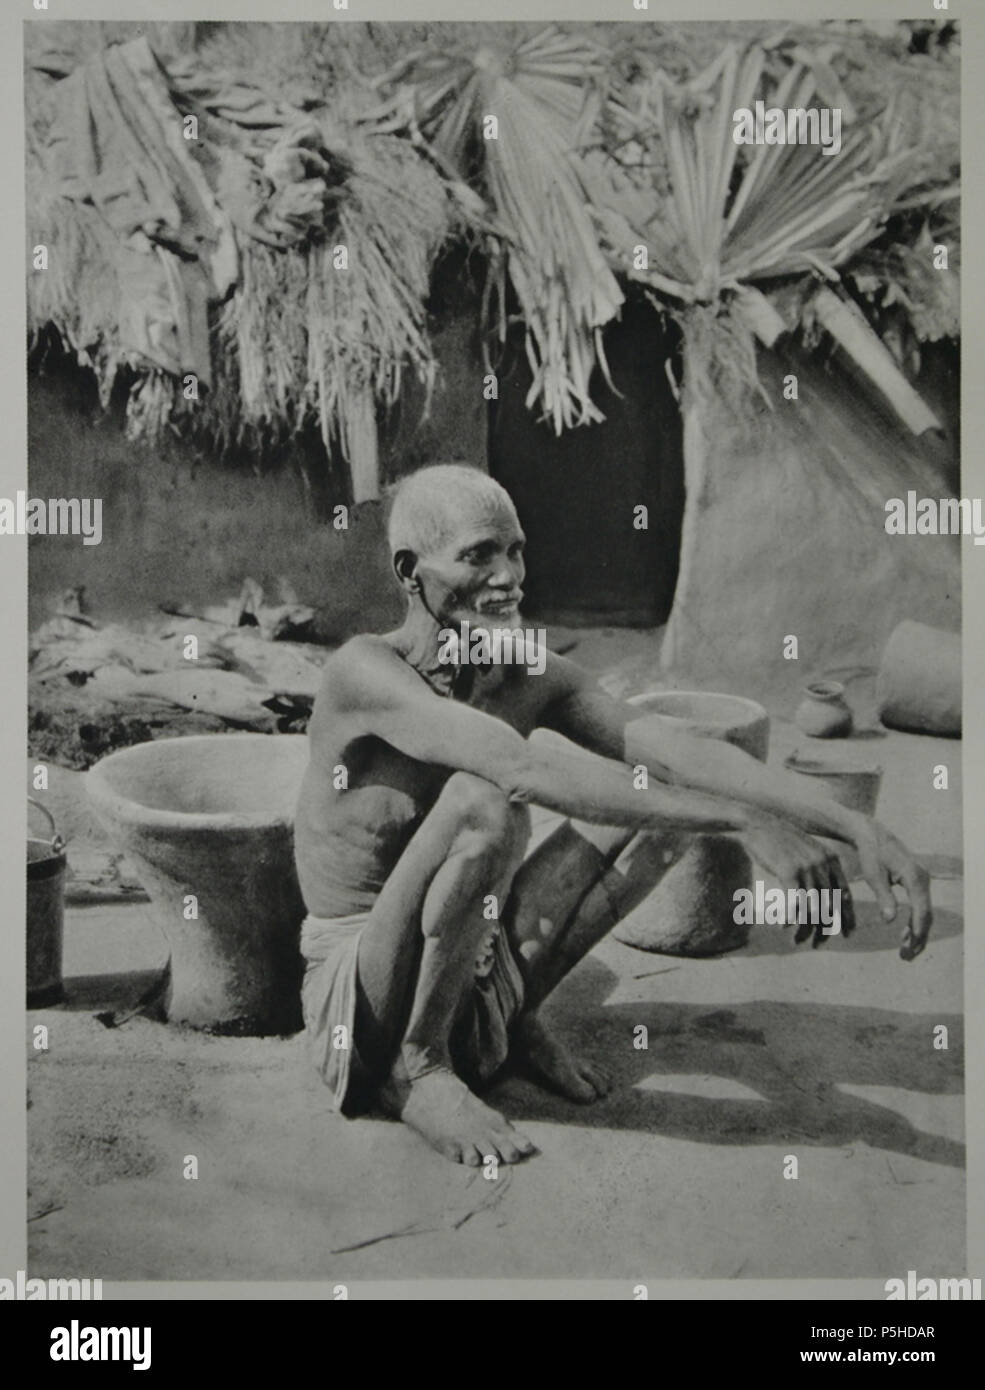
<box><xmin>514</xmin><ymin>1014</ymin><xmax>612</xmax><ymax>1104</ymax></box>
<box><xmin>511</xmin><ymin>1017</ymin><xmax>611</xmax><ymax>1100</ymax></box>
<box><xmin>379</xmin><ymin>1066</ymin><xmax>538</xmax><ymax>1167</ymax></box>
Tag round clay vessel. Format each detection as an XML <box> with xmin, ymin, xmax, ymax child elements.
<box><xmin>795</xmin><ymin>681</ymin><xmax>853</xmax><ymax>738</ymax></box>
<box><xmin>625</xmin><ymin>689</ymin><xmax>770</xmax><ymax>760</ymax></box>
<box><xmin>613</xmin><ymin>690</ymin><xmax>771</xmax><ymax>956</ymax></box>
<box><xmin>782</xmin><ymin>752</ymin><xmax>883</xmax><ymax>880</ymax></box>
<box><xmin>876</xmin><ymin>620</ymin><xmax>961</xmax><ymax>736</ymax></box>
<box><xmin>86</xmin><ymin>734</ymin><xmax>309</xmax><ymax>1035</ymax></box>
<box><xmin>782</xmin><ymin>753</ymin><xmax>883</xmax><ymax>816</ymax></box>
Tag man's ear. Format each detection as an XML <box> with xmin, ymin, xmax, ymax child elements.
<box><xmin>392</xmin><ymin>548</ymin><xmax>420</xmax><ymax>593</ymax></box>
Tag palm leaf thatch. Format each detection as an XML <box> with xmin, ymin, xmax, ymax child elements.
<box><xmin>603</xmin><ymin>39</ymin><xmax>957</xmax><ymax>420</ymax></box>
<box><xmin>27</xmin><ymin>182</ymin><xmax>136</xmax><ymax>409</ymax></box>
<box><xmin>27</xmin><ymin>22</ymin><xmax>959</xmax><ymax>469</ymax></box>
<box><xmin>364</xmin><ymin>26</ymin><xmax>625</xmax><ymax>432</ymax></box>
<box><xmin>849</xmin><ymin>220</ymin><xmax>960</xmax><ymax>350</ymax></box>
<box><xmin>26</xmin><ymin>36</ymin><xmax>469</xmax><ymax>493</ymax></box>
<box><xmin>207</xmin><ymin>128</ymin><xmax>457</xmax><ymax>475</ymax></box>
<box><xmin>598</xmin><ymin>37</ymin><xmax>959</xmax><ymax>672</ymax></box>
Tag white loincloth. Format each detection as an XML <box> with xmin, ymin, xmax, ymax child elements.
<box><xmin>300</xmin><ymin>912</ymin><xmax>525</xmax><ymax>1115</ymax></box>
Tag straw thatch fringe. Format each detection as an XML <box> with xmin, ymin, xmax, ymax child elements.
<box><xmin>27</xmin><ymin>22</ymin><xmax>959</xmax><ymax>471</ymax></box>
<box><xmin>29</xmin><ymin>112</ymin><xmax>466</xmax><ymax>482</ymax></box>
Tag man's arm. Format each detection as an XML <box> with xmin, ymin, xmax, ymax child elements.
<box><xmin>540</xmin><ymin>658</ymin><xmax>866</xmax><ymax>842</ymax></box>
<box><xmin>540</xmin><ymin>653</ymin><xmax>933</xmax><ymax>958</ymax></box>
<box><xmin>331</xmin><ymin>637</ymin><xmax>765</xmax><ymax>838</ymax></box>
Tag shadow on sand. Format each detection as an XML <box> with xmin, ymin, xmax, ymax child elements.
<box><xmin>484</xmin><ymin>929</ymin><xmax>964</xmax><ymax>1171</ymax></box>
<box><xmin>740</xmin><ymin>902</ymin><xmax>962</xmax><ymax>957</ymax></box>
<box><xmin>52</xmin><ymin>907</ymin><xmax>964</xmax><ymax>1172</ymax></box>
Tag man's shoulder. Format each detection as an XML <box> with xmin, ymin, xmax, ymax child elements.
<box><xmin>539</xmin><ymin>646</ymin><xmax>592</xmax><ymax>696</ymax></box>
<box><xmin>320</xmin><ymin>633</ymin><xmax>406</xmax><ymax>705</ymax></box>
<box><xmin>331</xmin><ymin>632</ymin><xmax>395</xmax><ymax>668</ymax></box>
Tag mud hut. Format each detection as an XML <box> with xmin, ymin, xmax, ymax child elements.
<box><xmin>26</xmin><ymin>19</ymin><xmax>960</xmax><ymax>696</ymax></box>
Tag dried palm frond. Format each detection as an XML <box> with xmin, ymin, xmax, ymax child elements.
<box><xmin>614</xmin><ymin>44</ymin><xmax>944</xmax><ymax>300</ymax></box>
<box><xmin>608</xmin><ymin>40</ymin><xmax>957</xmax><ymax>415</ymax></box>
<box><xmin>850</xmin><ymin>219</ymin><xmax>960</xmax><ymax>344</ymax></box>
<box><xmin>366</xmin><ymin>26</ymin><xmax>625</xmax><ymax>432</ymax></box>
<box><xmin>26</xmin><ymin>168</ymin><xmax>132</xmax><ymax>407</ymax></box>
<box><xmin>29</xmin><ymin>64</ymin><xmax>466</xmax><ymax>481</ymax></box>
<box><xmin>305</xmin><ymin>134</ymin><xmax>450</xmax><ymax>433</ymax></box>
<box><xmin>197</xmin><ymin>124</ymin><xmax>463</xmax><ymax>487</ymax></box>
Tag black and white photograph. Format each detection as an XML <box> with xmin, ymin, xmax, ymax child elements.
<box><xmin>5</xmin><ymin>1</ymin><xmax>978</xmax><ymax>1313</ymax></box>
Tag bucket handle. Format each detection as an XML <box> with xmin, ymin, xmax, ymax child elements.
<box><xmin>28</xmin><ymin>798</ymin><xmax>65</xmax><ymax>853</ymax></box>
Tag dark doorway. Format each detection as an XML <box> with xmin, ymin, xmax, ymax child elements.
<box><xmin>488</xmin><ymin>295</ymin><xmax>684</xmax><ymax>627</ymax></box>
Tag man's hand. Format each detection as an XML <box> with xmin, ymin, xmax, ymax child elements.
<box><xmin>739</xmin><ymin>815</ymin><xmax>855</xmax><ymax>947</ymax></box>
<box><xmin>741</xmin><ymin>814</ymin><xmax>934</xmax><ymax>960</ymax></box>
<box><xmin>853</xmin><ymin>821</ymin><xmax>933</xmax><ymax>961</ymax></box>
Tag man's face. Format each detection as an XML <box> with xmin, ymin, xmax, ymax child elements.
<box><xmin>415</xmin><ymin>505</ymin><xmax>526</xmax><ymax>627</ymax></box>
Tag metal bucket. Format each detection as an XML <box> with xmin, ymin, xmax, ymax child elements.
<box><xmin>27</xmin><ymin>798</ymin><xmax>67</xmax><ymax>1007</ymax></box>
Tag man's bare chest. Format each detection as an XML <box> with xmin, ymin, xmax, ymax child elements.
<box><xmin>449</xmin><ymin>665</ymin><xmax>549</xmax><ymax>735</ymax></box>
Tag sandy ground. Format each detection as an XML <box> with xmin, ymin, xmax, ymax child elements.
<box><xmin>26</xmin><ymin>648</ymin><xmax>964</xmax><ymax>1283</ymax></box>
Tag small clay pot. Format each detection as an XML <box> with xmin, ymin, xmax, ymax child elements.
<box><xmin>782</xmin><ymin>754</ymin><xmax>883</xmax><ymax>817</ymax></box>
<box><xmin>795</xmin><ymin>681</ymin><xmax>853</xmax><ymax>739</ymax></box>
<box><xmin>782</xmin><ymin>753</ymin><xmax>883</xmax><ymax>880</ymax></box>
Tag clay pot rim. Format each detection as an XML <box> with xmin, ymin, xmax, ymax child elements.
<box><xmin>784</xmin><ymin>753</ymin><xmax>883</xmax><ymax>778</ymax></box>
<box><xmin>803</xmin><ymin>680</ymin><xmax>847</xmax><ymax>700</ymax></box>
<box><xmin>85</xmin><ymin>733</ymin><xmax>306</xmax><ymax>832</ymax></box>
<box><xmin>627</xmin><ymin>689</ymin><xmax>768</xmax><ymax>722</ymax></box>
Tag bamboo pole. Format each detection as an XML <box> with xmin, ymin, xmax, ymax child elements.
<box><xmin>661</xmin><ymin>332</ymin><xmax>714</xmax><ymax>671</ymax></box>
<box><xmin>347</xmin><ymin>388</ymin><xmax>381</xmax><ymax>503</ymax></box>
<box><xmin>812</xmin><ymin>287</ymin><xmax>942</xmax><ymax>435</ymax></box>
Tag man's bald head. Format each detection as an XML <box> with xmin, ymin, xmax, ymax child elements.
<box><xmin>386</xmin><ymin>464</ymin><xmax>519</xmax><ymax>560</ymax></box>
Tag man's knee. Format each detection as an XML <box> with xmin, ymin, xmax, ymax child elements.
<box><xmin>441</xmin><ymin>772</ymin><xmax>531</xmax><ymax>859</ymax></box>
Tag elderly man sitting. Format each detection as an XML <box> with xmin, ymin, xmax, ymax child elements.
<box><xmin>293</xmin><ymin>464</ymin><xmax>931</xmax><ymax>1166</ymax></box>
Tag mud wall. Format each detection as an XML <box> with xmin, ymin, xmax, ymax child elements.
<box><xmin>28</xmin><ymin>304</ymin><xmax>488</xmax><ymax>639</ymax></box>
<box><xmin>661</xmin><ymin>338</ymin><xmax>961</xmax><ymax>703</ymax></box>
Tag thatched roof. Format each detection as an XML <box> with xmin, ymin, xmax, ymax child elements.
<box><xmin>26</xmin><ymin>19</ymin><xmax>960</xmax><ymax>495</ymax></box>
<box><xmin>27</xmin><ymin>22</ymin><xmax>481</xmax><ymax>499</ymax></box>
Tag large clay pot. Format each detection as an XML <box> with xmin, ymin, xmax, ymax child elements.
<box><xmin>877</xmin><ymin>620</ymin><xmax>961</xmax><ymax>736</ymax></box>
<box><xmin>614</xmin><ymin>691</ymin><xmax>770</xmax><ymax>955</ymax></box>
<box><xmin>86</xmin><ymin>734</ymin><xmax>309</xmax><ymax>1034</ymax></box>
